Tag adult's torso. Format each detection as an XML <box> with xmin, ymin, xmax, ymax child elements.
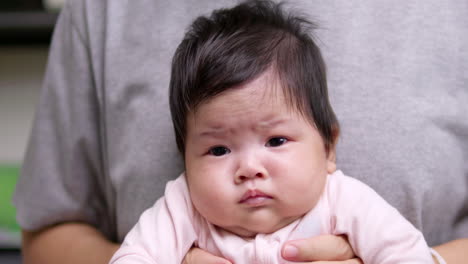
<box><xmin>80</xmin><ymin>0</ymin><xmax>467</xmax><ymax>245</ymax></box>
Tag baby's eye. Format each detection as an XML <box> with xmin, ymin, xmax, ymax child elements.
<box><xmin>266</xmin><ymin>137</ymin><xmax>288</xmax><ymax>147</ymax></box>
<box><xmin>208</xmin><ymin>146</ymin><xmax>231</xmax><ymax>156</ymax></box>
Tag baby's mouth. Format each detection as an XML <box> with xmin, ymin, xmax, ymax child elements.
<box><xmin>239</xmin><ymin>189</ymin><xmax>273</xmax><ymax>206</ymax></box>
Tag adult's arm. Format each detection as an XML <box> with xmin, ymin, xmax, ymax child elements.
<box><xmin>22</xmin><ymin>224</ymin><xmax>119</xmax><ymax>264</ymax></box>
<box><xmin>13</xmin><ymin>1</ymin><xmax>114</xmax><ymax>262</ymax></box>
<box><xmin>432</xmin><ymin>239</ymin><xmax>468</xmax><ymax>264</ymax></box>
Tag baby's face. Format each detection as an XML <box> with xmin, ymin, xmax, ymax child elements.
<box><xmin>184</xmin><ymin>73</ymin><xmax>335</xmax><ymax>237</ymax></box>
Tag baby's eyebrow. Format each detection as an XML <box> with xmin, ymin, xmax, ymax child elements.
<box><xmin>196</xmin><ymin>118</ymin><xmax>290</xmax><ymax>138</ymax></box>
<box><xmin>198</xmin><ymin>126</ymin><xmax>228</xmax><ymax>138</ymax></box>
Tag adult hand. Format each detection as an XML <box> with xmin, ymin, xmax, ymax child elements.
<box><xmin>282</xmin><ymin>235</ymin><xmax>362</xmax><ymax>263</ymax></box>
<box><xmin>183</xmin><ymin>247</ymin><xmax>232</xmax><ymax>264</ymax></box>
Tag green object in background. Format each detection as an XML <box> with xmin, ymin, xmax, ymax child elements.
<box><xmin>0</xmin><ymin>165</ymin><xmax>21</xmax><ymax>248</ymax></box>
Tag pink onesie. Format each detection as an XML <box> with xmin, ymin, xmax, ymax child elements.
<box><xmin>110</xmin><ymin>170</ymin><xmax>433</xmax><ymax>263</ymax></box>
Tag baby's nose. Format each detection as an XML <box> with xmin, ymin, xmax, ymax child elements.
<box><xmin>234</xmin><ymin>159</ymin><xmax>267</xmax><ymax>184</ymax></box>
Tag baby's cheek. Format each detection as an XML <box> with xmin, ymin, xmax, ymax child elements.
<box><xmin>191</xmin><ymin>183</ymin><xmax>230</xmax><ymax>219</ymax></box>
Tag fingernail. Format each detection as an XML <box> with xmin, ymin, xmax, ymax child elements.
<box><xmin>283</xmin><ymin>244</ymin><xmax>299</xmax><ymax>258</ymax></box>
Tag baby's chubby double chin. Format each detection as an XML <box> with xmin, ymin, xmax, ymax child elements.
<box><xmin>221</xmin><ymin>213</ymin><xmax>303</xmax><ymax>238</ymax></box>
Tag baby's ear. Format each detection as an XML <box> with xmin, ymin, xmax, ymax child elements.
<box><xmin>327</xmin><ymin>122</ymin><xmax>340</xmax><ymax>174</ymax></box>
<box><xmin>326</xmin><ymin>148</ymin><xmax>337</xmax><ymax>174</ymax></box>
<box><xmin>326</xmin><ymin>122</ymin><xmax>340</xmax><ymax>174</ymax></box>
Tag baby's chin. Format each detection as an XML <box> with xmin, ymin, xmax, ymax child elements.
<box><xmin>218</xmin><ymin>215</ymin><xmax>301</xmax><ymax>238</ymax></box>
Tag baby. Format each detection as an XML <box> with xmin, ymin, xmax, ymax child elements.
<box><xmin>110</xmin><ymin>1</ymin><xmax>434</xmax><ymax>263</ymax></box>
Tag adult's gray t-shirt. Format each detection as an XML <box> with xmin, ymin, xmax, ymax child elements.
<box><xmin>14</xmin><ymin>0</ymin><xmax>468</xmax><ymax>246</ymax></box>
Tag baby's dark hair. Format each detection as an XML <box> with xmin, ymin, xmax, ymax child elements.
<box><xmin>169</xmin><ymin>0</ymin><xmax>339</xmax><ymax>155</ymax></box>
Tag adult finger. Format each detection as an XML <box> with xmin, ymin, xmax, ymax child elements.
<box><xmin>282</xmin><ymin>235</ymin><xmax>355</xmax><ymax>262</ymax></box>
<box><xmin>183</xmin><ymin>247</ymin><xmax>232</xmax><ymax>264</ymax></box>
<box><xmin>283</xmin><ymin>258</ymin><xmax>363</xmax><ymax>264</ymax></box>
<box><xmin>309</xmin><ymin>258</ymin><xmax>363</xmax><ymax>264</ymax></box>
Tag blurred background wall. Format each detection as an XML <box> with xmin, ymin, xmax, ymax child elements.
<box><xmin>0</xmin><ymin>47</ymin><xmax>46</xmax><ymax>163</ymax></box>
